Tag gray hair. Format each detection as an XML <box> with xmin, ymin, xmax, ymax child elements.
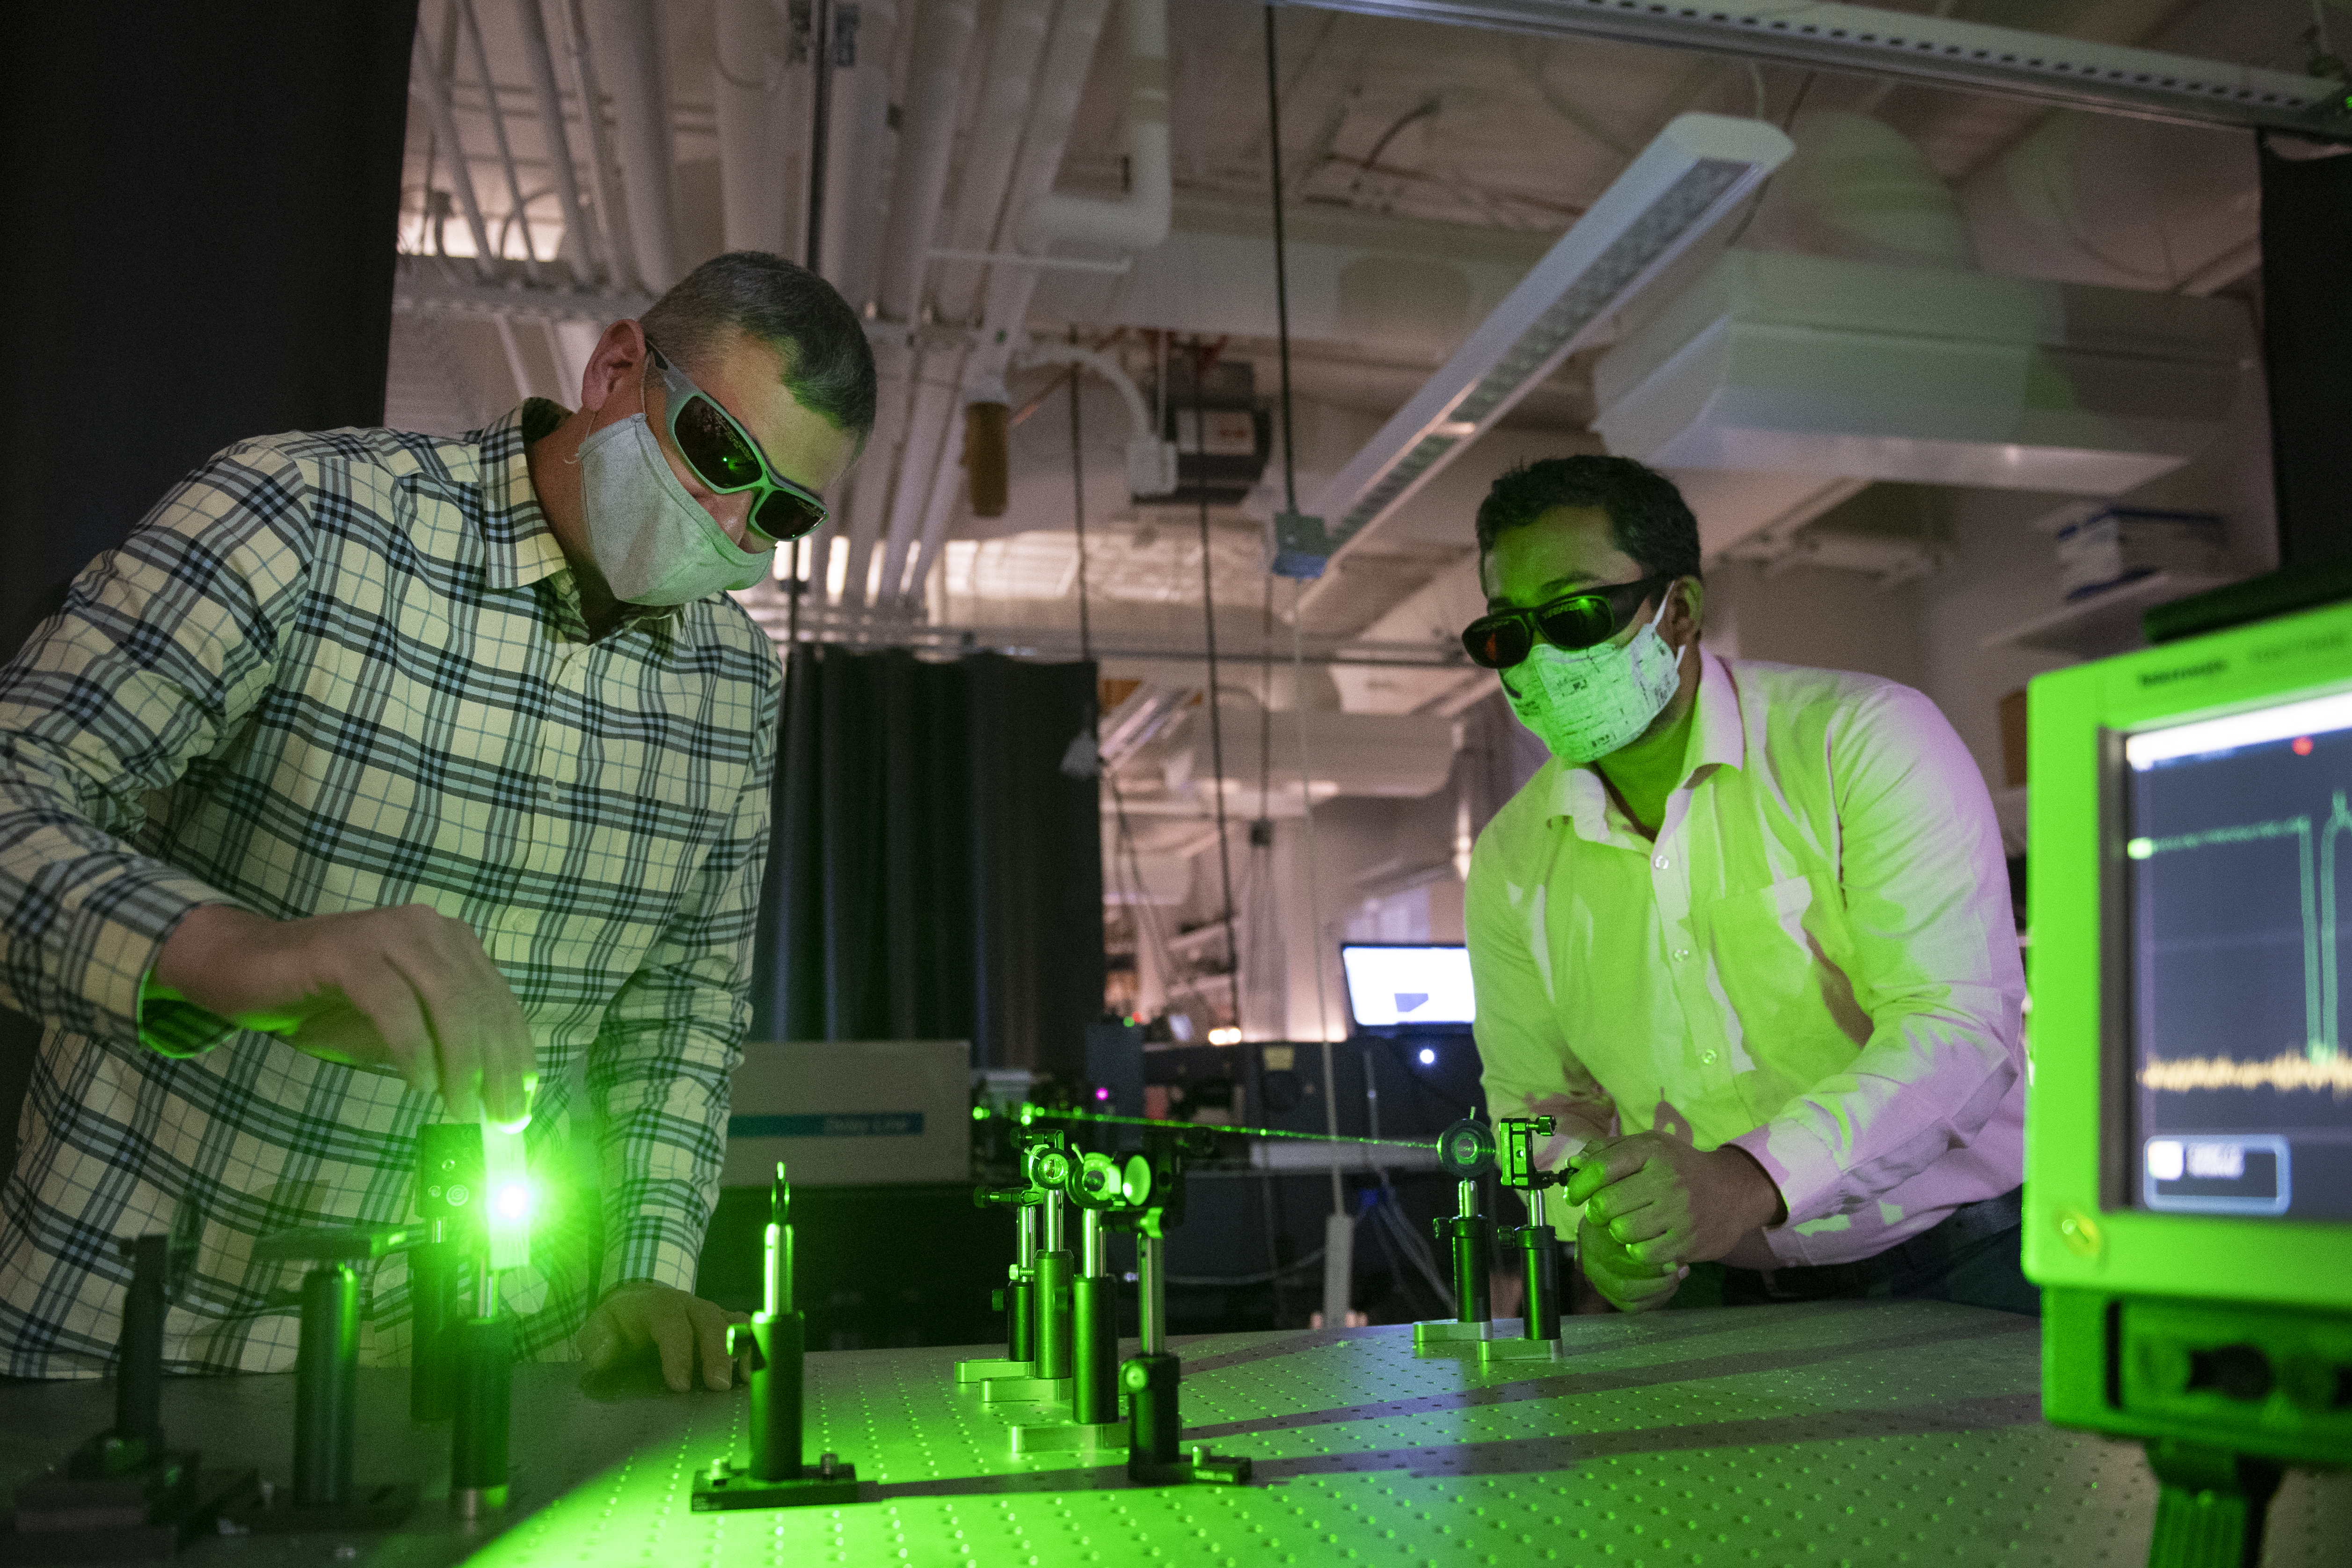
<box><xmin>640</xmin><ymin>252</ymin><xmax>878</xmax><ymax>437</ymax></box>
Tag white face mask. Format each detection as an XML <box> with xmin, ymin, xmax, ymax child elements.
<box><xmin>576</xmin><ymin>414</ymin><xmax>774</xmax><ymax>605</ymax></box>
<box><xmin>1502</xmin><ymin>595</ymin><xmax>1684</xmax><ymax>764</ymax></box>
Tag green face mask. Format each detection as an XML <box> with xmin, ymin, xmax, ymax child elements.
<box><xmin>1502</xmin><ymin>596</ymin><xmax>1682</xmax><ymax>764</ymax></box>
<box><xmin>576</xmin><ymin>414</ymin><xmax>774</xmax><ymax>605</ymax></box>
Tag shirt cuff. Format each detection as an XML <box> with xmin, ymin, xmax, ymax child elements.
<box><xmin>40</xmin><ymin>865</ymin><xmax>233</xmax><ymax>1058</ymax></box>
<box><xmin>1726</xmin><ymin>1120</ymin><xmax>1842</xmax><ymax>1230</ymax></box>
<box><xmin>599</xmin><ymin>1202</ymin><xmax>710</xmax><ymax>1298</ymax></box>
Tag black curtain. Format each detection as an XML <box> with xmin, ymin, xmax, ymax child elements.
<box><xmin>2259</xmin><ymin>135</ymin><xmax>2352</xmax><ymax>568</ymax></box>
<box><xmin>0</xmin><ymin>2</ymin><xmax>418</xmax><ymax>1171</ymax></box>
<box><xmin>0</xmin><ymin>1</ymin><xmax>418</xmax><ymax>658</ymax></box>
<box><xmin>752</xmin><ymin>647</ymin><xmax>1106</xmax><ymax>1073</ymax></box>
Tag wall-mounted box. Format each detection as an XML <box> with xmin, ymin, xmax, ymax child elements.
<box><xmin>722</xmin><ymin>1039</ymin><xmax>972</xmax><ymax>1188</ymax></box>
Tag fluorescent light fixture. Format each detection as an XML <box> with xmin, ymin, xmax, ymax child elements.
<box><xmin>2125</xmin><ymin>688</ymin><xmax>2352</xmax><ymax>770</ymax></box>
<box><xmin>1302</xmin><ymin>114</ymin><xmax>1792</xmax><ymax>569</ymax></box>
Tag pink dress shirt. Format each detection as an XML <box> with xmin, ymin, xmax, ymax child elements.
<box><xmin>1466</xmin><ymin>651</ymin><xmax>2026</xmax><ymax>1269</ymax></box>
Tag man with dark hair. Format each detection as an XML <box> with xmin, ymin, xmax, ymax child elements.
<box><xmin>0</xmin><ymin>253</ymin><xmax>871</xmax><ymax>1386</ymax></box>
<box><xmin>1462</xmin><ymin>455</ymin><xmax>2031</xmax><ymax>1315</ymax></box>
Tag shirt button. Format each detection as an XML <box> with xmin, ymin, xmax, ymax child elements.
<box><xmin>1674</xmin><ymin>948</ymin><xmax>1690</xmax><ymax>960</ymax></box>
<box><xmin>1653</xmin><ymin>854</ymin><xmax>1669</xmax><ymax>870</ymax></box>
<box><xmin>1701</xmin><ymin>1050</ymin><xmax>1717</xmax><ymax>1065</ymax></box>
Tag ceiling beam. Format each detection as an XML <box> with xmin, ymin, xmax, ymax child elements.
<box><xmin>1279</xmin><ymin>0</ymin><xmax>2349</xmax><ymax>139</ymax></box>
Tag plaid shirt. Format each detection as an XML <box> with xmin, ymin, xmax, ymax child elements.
<box><xmin>0</xmin><ymin>401</ymin><xmax>779</xmax><ymax>1376</ymax></box>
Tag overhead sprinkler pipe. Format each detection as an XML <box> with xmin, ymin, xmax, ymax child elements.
<box><xmin>1018</xmin><ymin>0</ymin><xmax>1173</xmax><ymax>255</ymax></box>
<box><xmin>1014</xmin><ymin>338</ymin><xmax>1178</xmax><ymax>500</ymax></box>
<box><xmin>409</xmin><ymin>25</ymin><xmax>500</xmax><ymax>279</ymax></box>
<box><xmin>962</xmin><ymin>0</ymin><xmax>1116</xmax><ymax>518</ymax></box>
<box><xmin>713</xmin><ymin>0</ymin><xmax>802</xmax><ymax>257</ymax></box>
<box><xmin>865</xmin><ymin>0</ymin><xmax>1053</xmax><ymax>605</ymax></box>
<box><xmin>833</xmin><ymin>0</ymin><xmax>976</xmax><ymax>610</ymax></box>
<box><xmin>593</xmin><ymin>0</ymin><xmax>683</xmax><ymax>291</ymax></box>
<box><xmin>514</xmin><ymin>0</ymin><xmax>600</xmax><ymax>284</ymax></box>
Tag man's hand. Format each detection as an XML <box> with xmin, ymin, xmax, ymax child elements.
<box><xmin>153</xmin><ymin>904</ymin><xmax>535</xmax><ymax>1125</ymax></box>
<box><xmin>1577</xmin><ymin>1214</ymin><xmax>1687</xmax><ymax>1312</ymax></box>
<box><xmin>1562</xmin><ymin>1132</ymin><xmax>1785</xmax><ymax>1273</ymax></box>
<box><xmin>578</xmin><ymin>1281</ymin><xmax>749</xmax><ymax>1393</ymax></box>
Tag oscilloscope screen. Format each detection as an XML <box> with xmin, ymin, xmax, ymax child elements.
<box><xmin>2123</xmin><ymin>688</ymin><xmax>2352</xmax><ymax>1222</ymax></box>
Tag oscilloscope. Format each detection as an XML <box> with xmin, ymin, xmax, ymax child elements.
<box><xmin>2026</xmin><ymin>593</ymin><xmax>2352</xmax><ymax>1479</ymax></box>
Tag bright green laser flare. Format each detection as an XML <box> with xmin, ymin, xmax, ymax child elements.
<box><xmin>974</xmin><ymin>1101</ymin><xmax>1439</xmax><ymax>1151</ymax></box>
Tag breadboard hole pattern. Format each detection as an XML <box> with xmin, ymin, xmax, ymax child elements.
<box><xmin>469</xmin><ymin>1302</ymin><xmax>2351</xmax><ymax>1567</ymax></box>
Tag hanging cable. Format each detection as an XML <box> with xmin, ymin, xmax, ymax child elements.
<box><xmin>1070</xmin><ymin>328</ymin><xmax>1093</xmax><ymax>664</ymax></box>
<box><xmin>1191</xmin><ymin>340</ymin><xmax>1245</xmax><ymax>1035</ymax></box>
<box><xmin>1264</xmin><ymin>5</ymin><xmax>1341</xmax><ymax>1212</ymax></box>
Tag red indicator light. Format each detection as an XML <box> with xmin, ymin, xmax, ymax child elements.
<box><xmin>2294</xmin><ymin>737</ymin><xmax>2315</xmax><ymax>756</ymax></box>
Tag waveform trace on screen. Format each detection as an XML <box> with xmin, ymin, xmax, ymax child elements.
<box><xmin>2140</xmin><ymin>1047</ymin><xmax>2352</xmax><ymax>1100</ymax></box>
<box><xmin>2129</xmin><ymin>788</ymin><xmax>2352</xmax><ymax>1059</ymax></box>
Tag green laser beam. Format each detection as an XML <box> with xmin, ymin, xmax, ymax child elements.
<box><xmin>977</xmin><ymin>1102</ymin><xmax>1439</xmax><ymax>1152</ymax></box>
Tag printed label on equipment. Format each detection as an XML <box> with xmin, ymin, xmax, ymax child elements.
<box><xmin>728</xmin><ymin>1113</ymin><xmax>926</xmax><ymax>1139</ymax></box>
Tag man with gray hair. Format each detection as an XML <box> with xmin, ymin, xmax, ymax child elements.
<box><xmin>0</xmin><ymin>252</ymin><xmax>873</xmax><ymax>1389</ymax></box>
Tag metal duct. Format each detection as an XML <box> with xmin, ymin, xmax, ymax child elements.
<box><xmin>713</xmin><ymin>0</ymin><xmax>804</xmax><ymax>258</ymax></box>
<box><xmin>591</xmin><ymin>0</ymin><xmax>681</xmax><ymax>292</ymax></box>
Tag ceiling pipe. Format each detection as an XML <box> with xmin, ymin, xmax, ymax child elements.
<box><xmin>713</xmin><ymin>0</ymin><xmax>803</xmax><ymax>258</ymax></box>
<box><xmin>958</xmin><ymin>0</ymin><xmax>1121</xmax><ymax>533</ymax></box>
<box><xmin>832</xmin><ymin>0</ymin><xmax>979</xmax><ymax>611</ymax></box>
<box><xmin>514</xmin><ymin>0</ymin><xmax>602</xmax><ymax>285</ymax></box>
<box><xmin>409</xmin><ymin>24</ymin><xmax>500</xmax><ymax>280</ymax></box>
<box><xmin>1017</xmin><ymin>0</ymin><xmax>1172</xmax><ymax>256</ymax></box>
<box><xmin>871</xmin><ymin>0</ymin><xmax>1055</xmax><ymax>610</ymax></box>
<box><xmin>1015</xmin><ymin>337</ymin><xmax>1179</xmax><ymax>501</ymax></box>
<box><xmin>591</xmin><ymin>0</ymin><xmax>683</xmax><ymax>292</ymax></box>
<box><xmin>818</xmin><ymin>0</ymin><xmax>902</xmax><ymax>313</ymax></box>
<box><xmin>461</xmin><ymin>0</ymin><xmax>546</xmax><ymax>284</ymax></box>
<box><xmin>556</xmin><ymin>0</ymin><xmax>642</xmax><ymax>291</ymax></box>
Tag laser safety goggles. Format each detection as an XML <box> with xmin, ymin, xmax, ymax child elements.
<box><xmin>647</xmin><ymin>342</ymin><xmax>830</xmax><ymax>544</ymax></box>
<box><xmin>1458</xmin><ymin>574</ymin><xmax>1672</xmax><ymax>670</ymax></box>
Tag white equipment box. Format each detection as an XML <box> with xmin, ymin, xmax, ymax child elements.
<box><xmin>722</xmin><ymin>1039</ymin><xmax>972</xmax><ymax>1187</ymax></box>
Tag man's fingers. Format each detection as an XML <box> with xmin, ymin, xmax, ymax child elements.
<box><xmin>1562</xmin><ymin>1138</ymin><xmax>1651</xmax><ymax>1207</ymax></box>
<box><xmin>692</xmin><ymin>1300</ymin><xmax>735</xmax><ymax>1391</ymax></box>
<box><xmin>415</xmin><ymin>910</ymin><xmax>528</xmax><ymax>1127</ymax></box>
<box><xmin>578</xmin><ymin>1310</ymin><xmax>618</xmax><ymax>1370</ymax></box>
<box><xmin>1606</xmin><ymin>1205</ymin><xmax>1677</xmax><ymax>1246</ymax></box>
<box><xmin>648</xmin><ymin>1304</ymin><xmax>696</xmax><ymax>1393</ymax></box>
<box><xmin>337</xmin><ymin>960</ymin><xmax>439</xmax><ymax>1099</ymax></box>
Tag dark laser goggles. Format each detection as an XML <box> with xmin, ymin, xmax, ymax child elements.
<box><xmin>647</xmin><ymin>342</ymin><xmax>830</xmax><ymax>545</ymax></box>
<box><xmin>1459</xmin><ymin>575</ymin><xmax>1671</xmax><ymax>670</ymax></box>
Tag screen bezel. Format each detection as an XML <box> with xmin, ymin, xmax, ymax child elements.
<box><xmin>2022</xmin><ymin>598</ymin><xmax>2352</xmax><ymax>1310</ymax></box>
<box><xmin>1337</xmin><ymin>941</ymin><xmax>1476</xmax><ymax>1036</ymax></box>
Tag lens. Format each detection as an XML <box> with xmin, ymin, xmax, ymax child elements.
<box><xmin>672</xmin><ymin>394</ymin><xmax>764</xmax><ymax>489</ymax></box>
<box><xmin>1436</xmin><ymin>1118</ymin><xmax>1496</xmax><ymax>1180</ymax></box>
<box><xmin>752</xmin><ymin>486</ymin><xmax>828</xmax><ymax>542</ymax></box>
<box><xmin>1461</xmin><ymin>616</ymin><xmax>1529</xmax><ymax>670</ymax></box>
<box><xmin>1533</xmin><ymin>594</ymin><xmax>1619</xmax><ymax>651</ymax></box>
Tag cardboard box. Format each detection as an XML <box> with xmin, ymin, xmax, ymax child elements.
<box><xmin>722</xmin><ymin>1039</ymin><xmax>972</xmax><ymax>1188</ymax></box>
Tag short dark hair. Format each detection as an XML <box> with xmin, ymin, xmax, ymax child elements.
<box><xmin>1474</xmin><ymin>455</ymin><xmax>1702</xmax><ymax>581</ymax></box>
<box><xmin>640</xmin><ymin>251</ymin><xmax>878</xmax><ymax>437</ymax></box>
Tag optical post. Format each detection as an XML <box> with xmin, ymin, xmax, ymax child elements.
<box><xmin>1479</xmin><ymin>1116</ymin><xmax>1569</xmax><ymax>1367</ymax></box>
<box><xmin>0</xmin><ymin>1232</ymin><xmax>257</xmax><ymax>1562</ymax></box>
<box><xmin>693</xmin><ymin>1163</ymin><xmax>858</xmax><ymax>1510</ymax></box>
<box><xmin>1414</xmin><ymin>1118</ymin><xmax>1499</xmax><ymax>1354</ymax></box>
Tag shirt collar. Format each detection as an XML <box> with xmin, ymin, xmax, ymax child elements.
<box><xmin>471</xmin><ymin>399</ymin><xmax>574</xmax><ymax>593</ymax></box>
<box><xmin>1543</xmin><ymin>645</ymin><xmax>1746</xmax><ymax>839</ymax></box>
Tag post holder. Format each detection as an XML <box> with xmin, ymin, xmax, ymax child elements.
<box><xmin>1479</xmin><ymin>1117</ymin><xmax>1571</xmax><ymax>1368</ymax></box>
<box><xmin>1416</xmin><ymin>1121</ymin><xmax>1500</xmax><ymax>1355</ymax></box>
<box><xmin>224</xmin><ymin>1225</ymin><xmax>422</xmax><ymax>1533</ymax></box>
<box><xmin>694</xmin><ymin>1166</ymin><xmax>860</xmax><ymax>1511</ymax></box>
<box><xmin>0</xmin><ymin>1232</ymin><xmax>258</xmax><ymax>1563</ymax></box>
